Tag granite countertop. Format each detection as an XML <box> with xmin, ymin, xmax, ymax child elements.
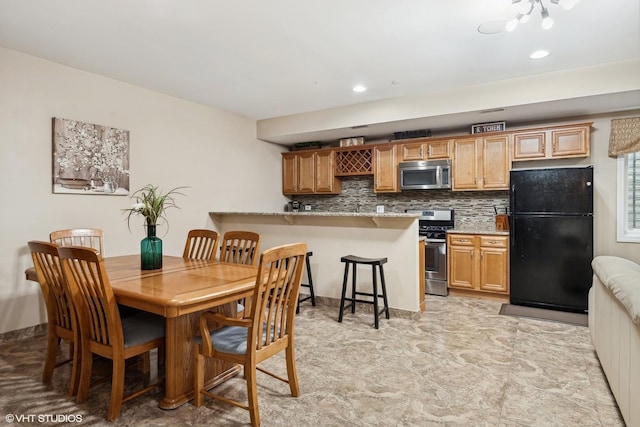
<box><xmin>448</xmin><ymin>225</ymin><xmax>510</xmax><ymax>236</ymax></box>
<box><xmin>209</xmin><ymin>211</ymin><xmax>420</xmax><ymax>218</ymax></box>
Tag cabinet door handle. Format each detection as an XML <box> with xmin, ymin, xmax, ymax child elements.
<box><xmin>542</xmin><ymin>141</ymin><xmax>546</xmax><ymax>151</ymax></box>
<box><xmin>488</xmin><ymin>240</ymin><xmax>498</xmax><ymax>244</ymax></box>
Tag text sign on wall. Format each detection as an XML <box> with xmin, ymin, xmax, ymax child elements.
<box><xmin>471</xmin><ymin>121</ymin><xmax>506</xmax><ymax>134</ymax></box>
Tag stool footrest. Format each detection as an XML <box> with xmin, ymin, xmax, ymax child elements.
<box><xmin>340</xmin><ymin>297</ymin><xmax>383</xmax><ymax>305</ymax></box>
<box><xmin>298</xmin><ymin>294</ymin><xmax>313</xmax><ymax>303</ymax></box>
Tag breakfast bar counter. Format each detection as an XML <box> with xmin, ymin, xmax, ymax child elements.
<box><xmin>210</xmin><ymin>211</ymin><xmax>423</xmax><ymax>316</ymax></box>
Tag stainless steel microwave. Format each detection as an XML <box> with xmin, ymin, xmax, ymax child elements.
<box><xmin>398</xmin><ymin>159</ymin><xmax>451</xmax><ymax>190</ymax></box>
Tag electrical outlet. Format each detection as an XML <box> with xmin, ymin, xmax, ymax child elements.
<box><xmin>304</xmin><ymin>204</ymin><xmax>311</xmax><ymax>211</ymax></box>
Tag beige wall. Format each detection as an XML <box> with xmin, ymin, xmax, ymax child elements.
<box><xmin>1</xmin><ymin>45</ymin><xmax>637</xmax><ymax>335</ymax></box>
<box><xmin>0</xmin><ymin>47</ymin><xmax>288</xmax><ymax>334</ymax></box>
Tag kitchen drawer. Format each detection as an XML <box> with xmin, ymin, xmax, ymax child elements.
<box><xmin>480</xmin><ymin>236</ymin><xmax>508</xmax><ymax>248</ymax></box>
<box><xmin>448</xmin><ymin>235</ymin><xmax>475</xmax><ymax>246</ymax></box>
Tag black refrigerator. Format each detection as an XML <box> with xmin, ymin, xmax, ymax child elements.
<box><xmin>509</xmin><ymin>166</ymin><xmax>593</xmax><ymax>313</ymax></box>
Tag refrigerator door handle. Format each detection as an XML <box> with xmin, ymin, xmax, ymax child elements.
<box><xmin>511</xmin><ymin>184</ymin><xmax>516</xmax><ymax>213</ymax></box>
<box><xmin>511</xmin><ymin>218</ymin><xmax>515</xmax><ymax>249</ymax></box>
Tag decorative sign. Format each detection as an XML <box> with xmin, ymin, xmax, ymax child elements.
<box><xmin>339</xmin><ymin>137</ymin><xmax>364</xmax><ymax>147</ymax></box>
<box><xmin>471</xmin><ymin>121</ymin><xmax>506</xmax><ymax>134</ymax></box>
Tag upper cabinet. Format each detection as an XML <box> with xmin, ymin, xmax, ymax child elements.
<box><xmin>512</xmin><ymin>123</ymin><xmax>591</xmax><ymax>161</ymax></box>
<box><xmin>282</xmin><ymin>122</ymin><xmax>592</xmax><ymax>196</ymax></box>
<box><xmin>373</xmin><ymin>145</ymin><xmax>399</xmax><ymax>193</ymax></box>
<box><xmin>399</xmin><ymin>138</ymin><xmax>450</xmax><ymax>161</ymax></box>
<box><xmin>315</xmin><ymin>150</ymin><xmax>342</xmax><ymax>194</ymax></box>
<box><xmin>452</xmin><ymin>135</ymin><xmax>510</xmax><ymax>191</ymax></box>
<box><xmin>282</xmin><ymin>150</ymin><xmax>341</xmax><ymax>195</ymax></box>
<box><xmin>335</xmin><ymin>147</ymin><xmax>373</xmax><ymax>176</ymax></box>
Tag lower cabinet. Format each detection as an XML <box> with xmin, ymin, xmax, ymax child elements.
<box><xmin>447</xmin><ymin>233</ymin><xmax>509</xmax><ymax>296</ymax></box>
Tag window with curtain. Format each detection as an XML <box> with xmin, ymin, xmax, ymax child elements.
<box><xmin>612</xmin><ymin>117</ymin><xmax>640</xmax><ymax>243</ymax></box>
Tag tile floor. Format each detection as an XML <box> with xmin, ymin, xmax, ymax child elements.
<box><xmin>0</xmin><ymin>295</ymin><xmax>624</xmax><ymax>426</ymax></box>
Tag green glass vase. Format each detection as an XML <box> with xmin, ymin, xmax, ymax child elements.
<box><xmin>141</xmin><ymin>224</ymin><xmax>162</xmax><ymax>270</ymax></box>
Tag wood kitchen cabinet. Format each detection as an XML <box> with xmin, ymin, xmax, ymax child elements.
<box><xmin>282</xmin><ymin>150</ymin><xmax>341</xmax><ymax>195</ymax></box>
<box><xmin>452</xmin><ymin>135</ymin><xmax>509</xmax><ymax>191</ymax></box>
<box><xmin>512</xmin><ymin>123</ymin><xmax>591</xmax><ymax>161</ymax></box>
<box><xmin>315</xmin><ymin>150</ymin><xmax>342</xmax><ymax>193</ymax></box>
<box><xmin>373</xmin><ymin>144</ymin><xmax>399</xmax><ymax>193</ymax></box>
<box><xmin>282</xmin><ymin>151</ymin><xmax>314</xmax><ymax>195</ymax></box>
<box><xmin>447</xmin><ymin>233</ymin><xmax>509</xmax><ymax>296</ymax></box>
<box><xmin>399</xmin><ymin>138</ymin><xmax>450</xmax><ymax>161</ymax></box>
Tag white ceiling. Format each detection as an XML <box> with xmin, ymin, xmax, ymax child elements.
<box><xmin>0</xmin><ymin>0</ymin><xmax>639</xmax><ymax>143</ymax></box>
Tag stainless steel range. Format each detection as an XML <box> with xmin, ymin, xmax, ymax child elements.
<box><xmin>407</xmin><ymin>209</ymin><xmax>455</xmax><ymax>296</ymax></box>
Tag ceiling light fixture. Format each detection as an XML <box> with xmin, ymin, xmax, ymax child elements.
<box><xmin>506</xmin><ymin>0</ymin><xmax>579</xmax><ymax>32</ymax></box>
<box><xmin>529</xmin><ymin>49</ymin><xmax>550</xmax><ymax>59</ymax></box>
<box><xmin>352</xmin><ymin>85</ymin><xmax>367</xmax><ymax>93</ymax></box>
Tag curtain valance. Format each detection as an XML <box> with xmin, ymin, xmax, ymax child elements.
<box><xmin>609</xmin><ymin>117</ymin><xmax>640</xmax><ymax>158</ymax></box>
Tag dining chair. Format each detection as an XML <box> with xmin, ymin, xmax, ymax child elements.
<box><xmin>28</xmin><ymin>240</ymin><xmax>80</xmax><ymax>397</ymax></box>
<box><xmin>57</xmin><ymin>246</ymin><xmax>165</xmax><ymax>421</ymax></box>
<box><xmin>182</xmin><ymin>229</ymin><xmax>219</xmax><ymax>261</ymax></box>
<box><xmin>220</xmin><ymin>231</ymin><xmax>262</xmax><ymax>317</ymax></box>
<box><xmin>193</xmin><ymin>242</ymin><xmax>307</xmax><ymax>427</ymax></box>
<box><xmin>50</xmin><ymin>228</ymin><xmax>105</xmax><ymax>255</ymax></box>
<box><xmin>219</xmin><ymin>231</ymin><xmax>261</xmax><ymax>266</ymax></box>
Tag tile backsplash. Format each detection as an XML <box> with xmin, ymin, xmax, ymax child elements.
<box><xmin>291</xmin><ymin>176</ymin><xmax>509</xmax><ymax>228</ymax></box>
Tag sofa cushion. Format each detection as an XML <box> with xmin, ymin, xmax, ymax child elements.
<box><xmin>592</xmin><ymin>255</ymin><xmax>640</xmax><ymax>327</ymax></box>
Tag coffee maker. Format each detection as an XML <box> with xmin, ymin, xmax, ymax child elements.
<box><xmin>286</xmin><ymin>201</ymin><xmax>300</xmax><ymax>212</ymax></box>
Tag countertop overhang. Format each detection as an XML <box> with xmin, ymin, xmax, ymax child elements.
<box><xmin>209</xmin><ymin>211</ymin><xmax>420</xmax><ymax>227</ymax></box>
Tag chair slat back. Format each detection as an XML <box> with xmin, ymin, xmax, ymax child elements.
<box><xmin>58</xmin><ymin>246</ymin><xmax>122</xmax><ymax>348</ymax></box>
<box><xmin>28</xmin><ymin>241</ymin><xmax>75</xmax><ymax>332</ymax></box>
<box><xmin>183</xmin><ymin>229</ymin><xmax>219</xmax><ymax>261</ymax></box>
<box><xmin>249</xmin><ymin>243</ymin><xmax>306</xmax><ymax>351</ymax></box>
<box><xmin>50</xmin><ymin>228</ymin><xmax>105</xmax><ymax>255</ymax></box>
<box><xmin>220</xmin><ymin>231</ymin><xmax>261</xmax><ymax>266</ymax></box>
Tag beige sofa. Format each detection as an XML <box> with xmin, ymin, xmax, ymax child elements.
<box><xmin>589</xmin><ymin>256</ymin><xmax>640</xmax><ymax>427</ymax></box>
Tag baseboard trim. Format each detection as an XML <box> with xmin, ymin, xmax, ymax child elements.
<box><xmin>0</xmin><ymin>323</ymin><xmax>47</xmax><ymax>345</ymax></box>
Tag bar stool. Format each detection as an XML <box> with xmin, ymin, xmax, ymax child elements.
<box><xmin>338</xmin><ymin>255</ymin><xmax>390</xmax><ymax>329</ymax></box>
<box><xmin>297</xmin><ymin>251</ymin><xmax>316</xmax><ymax>313</ymax></box>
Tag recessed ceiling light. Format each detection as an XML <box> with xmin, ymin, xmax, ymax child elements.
<box><xmin>529</xmin><ymin>50</ymin><xmax>550</xmax><ymax>59</ymax></box>
<box><xmin>352</xmin><ymin>85</ymin><xmax>367</xmax><ymax>93</ymax></box>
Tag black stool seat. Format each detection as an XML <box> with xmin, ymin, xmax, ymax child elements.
<box><xmin>297</xmin><ymin>251</ymin><xmax>316</xmax><ymax>313</ymax></box>
<box><xmin>338</xmin><ymin>255</ymin><xmax>390</xmax><ymax>329</ymax></box>
<box><xmin>340</xmin><ymin>255</ymin><xmax>387</xmax><ymax>265</ymax></box>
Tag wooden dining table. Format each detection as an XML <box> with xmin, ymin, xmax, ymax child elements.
<box><xmin>26</xmin><ymin>254</ymin><xmax>258</xmax><ymax>409</ymax></box>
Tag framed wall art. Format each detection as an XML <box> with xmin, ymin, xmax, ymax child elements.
<box><xmin>52</xmin><ymin>117</ymin><xmax>130</xmax><ymax>195</ymax></box>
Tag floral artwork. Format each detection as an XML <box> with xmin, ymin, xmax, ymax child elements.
<box><xmin>52</xmin><ymin>117</ymin><xmax>130</xmax><ymax>195</ymax></box>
